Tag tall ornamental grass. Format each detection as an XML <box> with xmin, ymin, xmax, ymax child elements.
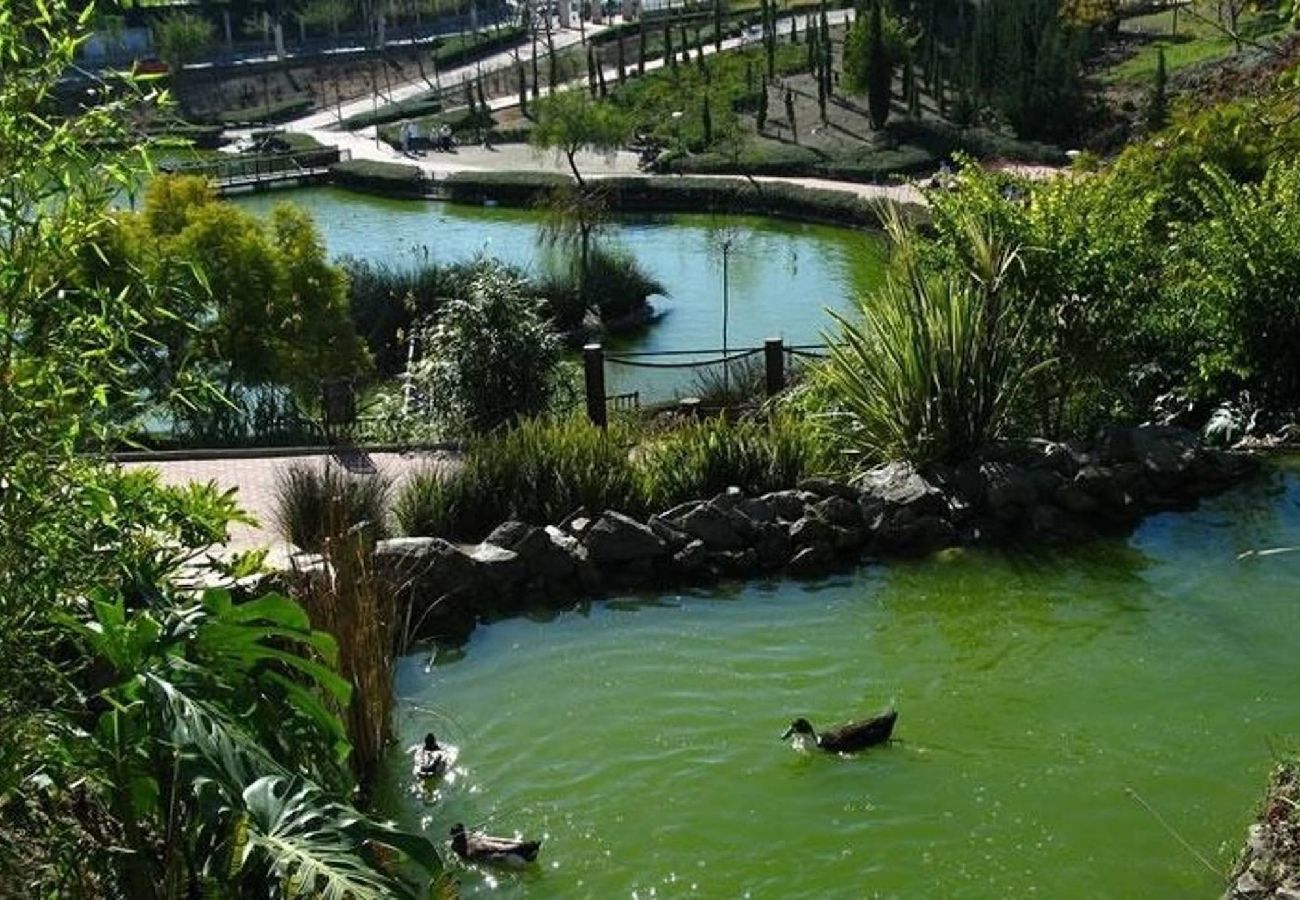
<box><xmin>392</xmin><ymin>413</ymin><xmax>831</xmax><ymax>540</ymax></box>
<box><xmin>637</xmin><ymin>413</ymin><xmax>830</xmax><ymax>511</ymax></box>
<box><xmin>816</xmin><ymin>209</ymin><xmax>1048</xmax><ymax>466</ymax></box>
<box><xmin>273</xmin><ymin>462</ymin><xmax>391</xmax><ymax>552</ymax></box>
<box><xmin>394</xmin><ymin>417</ymin><xmax>641</xmax><ymax>541</ymax></box>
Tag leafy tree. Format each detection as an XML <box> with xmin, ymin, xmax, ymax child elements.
<box><xmin>1147</xmin><ymin>47</ymin><xmax>1168</xmax><ymax>133</ymax></box>
<box><xmin>411</xmin><ymin>264</ymin><xmax>563</xmax><ymax>432</ymax></box>
<box><xmin>530</xmin><ymin>88</ymin><xmax>630</xmax><ymax>185</ymax></box>
<box><xmin>108</xmin><ymin>176</ymin><xmax>370</xmax><ymax>400</ymax></box>
<box><xmin>867</xmin><ymin>2</ymin><xmax>891</xmax><ymax>128</ymax></box>
<box><xmin>0</xmin><ymin>2</ymin><xmax>439</xmax><ymax>894</ymax></box>
<box><xmin>153</xmin><ymin>11</ymin><xmax>215</xmax><ymax>70</ymax></box>
<box><xmin>843</xmin><ymin>1</ymin><xmax>908</xmax><ymax>128</ymax></box>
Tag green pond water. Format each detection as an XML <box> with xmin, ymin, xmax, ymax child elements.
<box><xmin>376</xmin><ymin>464</ymin><xmax>1300</xmax><ymax>898</ymax></box>
<box><xmin>232</xmin><ymin>187</ymin><xmax>886</xmax><ymax>400</ymax></box>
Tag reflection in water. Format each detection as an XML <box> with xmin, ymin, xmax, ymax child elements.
<box><xmin>231</xmin><ymin>188</ymin><xmax>889</xmax><ymax>400</ymax></box>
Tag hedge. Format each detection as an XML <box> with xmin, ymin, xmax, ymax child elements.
<box><xmin>330</xmin><ymin>159</ymin><xmax>428</xmax><ymax>197</ymax></box>
<box><xmin>440</xmin><ymin>171</ymin><xmax>925</xmax><ymax>229</ymax></box>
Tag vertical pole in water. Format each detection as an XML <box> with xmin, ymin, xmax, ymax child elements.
<box><xmin>721</xmin><ymin>241</ymin><xmax>730</xmax><ymax>398</ymax></box>
<box><xmin>584</xmin><ymin>343</ymin><xmax>607</xmax><ymax>428</ymax></box>
<box><xmin>765</xmin><ymin>337</ymin><xmax>785</xmax><ymax>398</ymax></box>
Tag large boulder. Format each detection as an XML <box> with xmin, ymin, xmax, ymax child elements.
<box><xmin>860</xmin><ymin>462</ymin><xmax>950</xmax><ymax>520</ymax></box>
<box><xmin>582</xmin><ymin>511</ymin><xmax>667</xmax><ymax>564</ymax></box>
<box><xmin>512</xmin><ymin>526</ymin><xmax>583</xmax><ymax>581</ymax></box>
<box><xmin>764</xmin><ymin>489</ymin><xmax>815</xmax><ymax>522</ymax></box>
<box><xmin>676</xmin><ymin>502</ymin><xmax>746</xmax><ymax>551</ymax></box>
<box><xmin>483</xmin><ymin>519</ymin><xmax>536</xmax><ymax>550</ymax></box>
<box><xmin>469</xmin><ymin>543</ymin><xmax>528</xmax><ymax>597</ymax></box>
<box><xmin>797</xmin><ymin>476</ymin><xmax>859</xmax><ymax>501</ymax></box>
<box><xmin>788</xmin><ymin>515</ymin><xmax>835</xmax><ymax>549</ymax></box>
<box><xmin>814</xmin><ymin>495</ymin><xmax>861</xmax><ymax>528</ymax></box>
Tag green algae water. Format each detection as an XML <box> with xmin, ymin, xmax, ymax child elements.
<box><xmin>232</xmin><ymin>187</ymin><xmax>886</xmax><ymax>400</ymax></box>
<box><xmin>377</xmin><ymin>464</ymin><xmax>1300</xmax><ymax>898</ymax></box>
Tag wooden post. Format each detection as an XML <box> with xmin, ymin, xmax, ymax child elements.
<box><xmin>583</xmin><ymin>343</ymin><xmax>607</xmax><ymax>428</ymax></box>
<box><xmin>765</xmin><ymin>337</ymin><xmax>785</xmax><ymax>397</ymax></box>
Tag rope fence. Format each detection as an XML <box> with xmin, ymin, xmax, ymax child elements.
<box><xmin>581</xmin><ymin>338</ymin><xmax>835</xmax><ymax>427</ymax></box>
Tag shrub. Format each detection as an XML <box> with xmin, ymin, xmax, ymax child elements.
<box><xmin>638</xmin><ymin>412</ymin><xmax>829</xmax><ymax>511</ymax></box>
<box><xmin>395</xmin><ymin>418</ymin><xmax>641</xmax><ymax>540</ymax></box>
<box><xmin>410</xmin><ymin>263</ymin><xmax>562</xmax><ymax>433</ymax></box>
<box><xmin>814</xmin><ymin>209</ymin><xmax>1048</xmax><ymax>467</ymax></box>
<box><xmin>272</xmin><ymin>462</ymin><xmax>391</xmax><ymax>552</ymax></box>
<box><xmin>329</xmin><ymin>159</ymin><xmax>426</xmax><ymax>197</ymax></box>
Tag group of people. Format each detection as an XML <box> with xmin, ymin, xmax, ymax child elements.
<box><xmin>398</xmin><ymin>119</ymin><xmax>456</xmax><ymax>155</ymax></box>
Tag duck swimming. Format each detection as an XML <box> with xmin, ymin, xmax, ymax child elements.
<box><xmin>413</xmin><ymin>732</ymin><xmax>448</xmax><ymax>780</ymax></box>
<box><xmin>449</xmin><ymin>823</ymin><xmax>541</xmax><ymax>866</ymax></box>
<box><xmin>781</xmin><ymin>708</ymin><xmax>898</xmax><ymax>753</ymax></box>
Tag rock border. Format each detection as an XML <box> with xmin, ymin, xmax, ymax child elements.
<box><xmin>1227</xmin><ymin>760</ymin><xmax>1300</xmax><ymax>899</ymax></box>
<box><xmin>350</xmin><ymin>426</ymin><xmax>1258</xmax><ymax>645</ymax></box>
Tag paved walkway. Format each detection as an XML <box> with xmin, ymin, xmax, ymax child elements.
<box><xmin>123</xmin><ymin>449</ymin><xmax>456</xmax><ymax>563</ymax></box>
<box><xmin>272</xmin><ymin>10</ymin><xmax>930</xmax><ymax>202</ymax></box>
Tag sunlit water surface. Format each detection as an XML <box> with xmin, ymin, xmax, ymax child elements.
<box><xmin>232</xmin><ymin>187</ymin><xmax>886</xmax><ymax>400</ymax></box>
<box><xmin>376</xmin><ymin>464</ymin><xmax>1300</xmax><ymax>898</ymax></box>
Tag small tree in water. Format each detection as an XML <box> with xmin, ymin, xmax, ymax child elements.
<box><xmin>412</xmin><ymin>264</ymin><xmax>562</xmax><ymax>433</ymax></box>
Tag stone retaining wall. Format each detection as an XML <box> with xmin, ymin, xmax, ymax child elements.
<box><xmin>346</xmin><ymin>426</ymin><xmax>1258</xmax><ymax>645</ymax></box>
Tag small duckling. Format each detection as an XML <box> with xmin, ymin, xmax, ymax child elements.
<box><xmin>781</xmin><ymin>708</ymin><xmax>898</xmax><ymax>753</ymax></box>
<box><xmin>449</xmin><ymin>823</ymin><xmax>541</xmax><ymax>867</ymax></box>
<box><xmin>412</xmin><ymin>732</ymin><xmax>448</xmax><ymax>780</ymax></box>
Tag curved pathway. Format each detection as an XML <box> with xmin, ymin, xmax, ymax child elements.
<box><xmin>274</xmin><ymin>9</ymin><xmax>939</xmax><ymax>204</ymax></box>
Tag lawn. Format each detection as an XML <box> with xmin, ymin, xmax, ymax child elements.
<box><xmin>1106</xmin><ymin>3</ymin><xmax>1288</xmax><ymax>83</ymax></box>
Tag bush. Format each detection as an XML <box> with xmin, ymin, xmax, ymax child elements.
<box><xmin>394</xmin><ymin>417</ymin><xmax>641</xmax><ymax>540</ymax></box>
<box><xmin>535</xmin><ymin>244</ymin><xmax>666</xmax><ymax>326</ymax></box>
<box><xmin>637</xmin><ymin>412</ymin><xmax>830</xmax><ymax>511</ymax></box>
<box><xmin>342</xmin><ymin>256</ymin><xmax>529</xmax><ymax>376</ymax></box>
<box><xmin>272</xmin><ymin>462</ymin><xmax>391</xmax><ymax>552</ymax></box>
<box><xmin>329</xmin><ymin>159</ymin><xmax>426</xmax><ymax>197</ymax></box>
<box><xmin>410</xmin><ymin>262</ymin><xmax>562</xmax><ymax>433</ymax></box>
<box><xmin>393</xmin><ymin>411</ymin><xmax>833</xmax><ymax>539</ymax></box>
<box><xmin>814</xmin><ymin>210</ymin><xmax>1047</xmax><ymax>466</ymax></box>
<box><xmin>215</xmin><ymin>97</ymin><xmax>313</xmax><ymax>125</ymax></box>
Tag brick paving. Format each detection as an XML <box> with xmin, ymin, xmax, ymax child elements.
<box><xmin>122</xmin><ymin>449</ymin><xmax>456</xmax><ymax>564</ymax></box>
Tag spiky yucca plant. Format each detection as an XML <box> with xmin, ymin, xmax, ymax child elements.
<box><xmin>816</xmin><ymin>207</ymin><xmax>1049</xmax><ymax>467</ymax></box>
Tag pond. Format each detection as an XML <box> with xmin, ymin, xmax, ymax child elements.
<box><xmin>231</xmin><ymin>187</ymin><xmax>887</xmax><ymax>401</ymax></box>
<box><xmin>375</xmin><ymin>464</ymin><xmax>1300</xmax><ymax>897</ymax></box>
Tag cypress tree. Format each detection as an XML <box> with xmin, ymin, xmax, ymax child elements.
<box><xmin>1147</xmin><ymin>46</ymin><xmax>1168</xmax><ymax>132</ymax></box>
<box><xmin>464</xmin><ymin>77</ymin><xmax>475</xmax><ymax>113</ymax></box>
<box><xmin>476</xmin><ymin>75</ymin><xmax>487</xmax><ymax>114</ymax></box>
<box><xmin>617</xmin><ymin>35</ymin><xmax>626</xmax><ymax>84</ymax></box>
<box><xmin>703</xmin><ymin>93</ymin><xmax>713</xmax><ymax>144</ymax></box>
<box><xmin>764</xmin><ymin>0</ymin><xmax>775</xmax><ymax>78</ymax></box>
<box><xmin>785</xmin><ymin>88</ymin><xmax>797</xmax><ymax>142</ymax></box>
<box><xmin>866</xmin><ymin>1</ymin><xmax>890</xmax><ymax>130</ymax></box>
<box><xmin>807</xmin><ymin>19</ymin><xmax>817</xmax><ymax>71</ymax></box>
<box><xmin>791</xmin><ymin>15</ymin><xmax>798</xmax><ymax>44</ymax></box>
<box><xmin>597</xmin><ymin>57</ymin><xmax>607</xmax><ymax>97</ymax></box>
<box><xmin>681</xmin><ymin>24</ymin><xmax>689</xmax><ymax>63</ymax></box>
<box><xmin>757</xmin><ymin>76</ymin><xmax>768</xmax><ymax>130</ymax></box>
<box><xmin>820</xmin><ymin>8</ymin><xmax>832</xmax><ymax>98</ymax></box>
<box><xmin>714</xmin><ymin>0</ymin><xmax>723</xmax><ymax>52</ymax></box>
<box><xmin>518</xmin><ymin>60</ymin><xmax>528</xmax><ymax>115</ymax></box>
<box><xmin>587</xmin><ymin>43</ymin><xmax>598</xmax><ymax>96</ymax></box>
<box><xmin>666</xmin><ymin>18</ymin><xmax>674</xmax><ymax>68</ymax></box>
<box><xmin>531</xmin><ymin>30</ymin><xmax>540</xmax><ymax>98</ymax></box>
<box><xmin>638</xmin><ymin>13</ymin><xmax>647</xmax><ymax>74</ymax></box>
